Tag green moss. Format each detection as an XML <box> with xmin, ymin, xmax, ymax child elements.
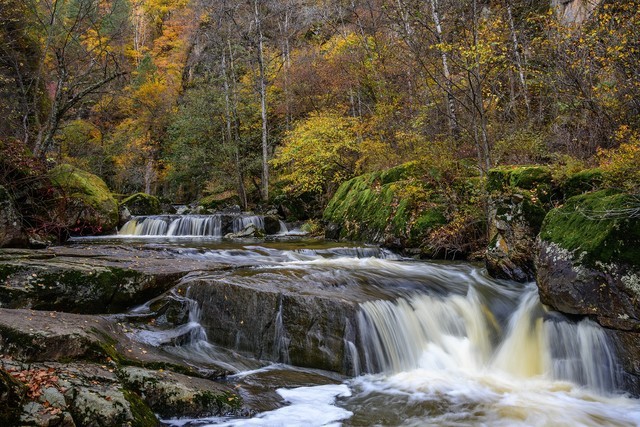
<box><xmin>562</xmin><ymin>168</ymin><xmax>605</xmax><ymax>198</ymax></box>
<box><xmin>540</xmin><ymin>189</ymin><xmax>640</xmax><ymax>266</ymax></box>
<box><xmin>122</xmin><ymin>389</ymin><xmax>159</xmax><ymax>427</ymax></box>
<box><xmin>194</xmin><ymin>390</ymin><xmax>242</xmax><ymax>413</ymax></box>
<box><xmin>48</xmin><ymin>164</ymin><xmax>118</xmax><ymax>229</ymax></box>
<box><xmin>487</xmin><ymin>166</ymin><xmax>551</xmax><ymax>192</ymax></box>
<box><xmin>121</xmin><ymin>193</ymin><xmax>162</xmax><ymax>215</ymax></box>
<box><xmin>379</xmin><ymin>162</ymin><xmax>417</xmax><ymax>185</ymax></box>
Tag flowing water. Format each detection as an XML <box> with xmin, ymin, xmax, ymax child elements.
<box><xmin>80</xmin><ymin>221</ymin><xmax>640</xmax><ymax>426</ymax></box>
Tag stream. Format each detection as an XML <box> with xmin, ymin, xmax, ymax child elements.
<box><xmin>78</xmin><ymin>214</ymin><xmax>640</xmax><ymax>426</ymax></box>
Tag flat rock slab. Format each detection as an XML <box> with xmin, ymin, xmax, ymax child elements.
<box><xmin>0</xmin><ymin>245</ymin><xmax>232</xmax><ymax>314</ymax></box>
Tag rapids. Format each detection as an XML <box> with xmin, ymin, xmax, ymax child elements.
<box><xmin>81</xmin><ymin>225</ymin><xmax>640</xmax><ymax>426</ymax></box>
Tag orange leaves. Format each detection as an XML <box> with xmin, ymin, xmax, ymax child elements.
<box><xmin>8</xmin><ymin>367</ymin><xmax>61</xmax><ymax>400</ymax></box>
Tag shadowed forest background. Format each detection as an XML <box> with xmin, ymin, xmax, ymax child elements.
<box><xmin>1</xmin><ymin>0</ymin><xmax>639</xmax><ymax>228</ymax></box>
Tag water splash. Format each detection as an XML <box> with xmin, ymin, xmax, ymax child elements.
<box><xmin>357</xmin><ymin>286</ymin><xmax>623</xmax><ymax>393</ymax></box>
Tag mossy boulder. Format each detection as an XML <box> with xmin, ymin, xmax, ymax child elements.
<box><xmin>48</xmin><ymin>164</ymin><xmax>118</xmax><ymax>235</ymax></box>
<box><xmin>535</xmin><ymin>189</ymin><xmax>640</xmax><ymax>393</ymax></box>
<box><xmin>539</xmin><ymin>189</ymin><xmax>640</xmax><ymax>267</ymax></box>
<box><xmin>120</xmin><ymin>367</ymin><xmax>242</xmax><ymax>418</ymax></box>
<box><xmin>561</xmin><ymin>168</ymin><xmax>605</xmax><ymax>199</ymax></box>
<box><xmin>323</xmin><ymin>163</ymin><xmax>448</xmax><ymax>255</ymax></box>
<box><xmin>0</xmin><ymin>185</ymin><xmax>27</xmax><ymax>248</ymax></box>
<box><xmin>121</xmin><ymin>193</ymin><xmax>162</xmax><ymax>216</ymax></box>
<box><xmin>485</xmin><ymin>166</ymin><xmax>554</xmax><ymax>282</ymax></box>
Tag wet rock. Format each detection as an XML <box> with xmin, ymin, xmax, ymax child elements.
<box><xmin>0</xmin><ymin>259</ymin><xmax>181</xmax><ymax>314</ymax></box>
<box><xmin>485</xmin><ymin>166</ymin><xmax>552</xmax><ymax>282</ymax></box>
<box><xmin>48</xmin><ymin>164</ymin><xmax>119</xmax><ymax>235</ymax></box>
<box><xmin>119</xmin><ymin>205</ymin><xmax>132</xmax><ymax>226</ymax></box>
<box><xmin>0</xmin><ymin>185</ymin><xmax>28</xmax><ymax>248</ymax></box>
<box><xmin>120</xmin><ymin>366</ymin><xmax>242</xmax><ymax>418</ymax></box>
<box><xmin>0</xmin><ymin>308</ymin><xmax>247</xmax><ymax>425</ymax></box>
<box><xmin>120</xmin><ymin>193</ymin><xmax>162</xmax><ymax>216</ymax></box>
<box><xmin>184</xmin><ymin>276</ymin><xmax>362</xmax><ymax>375</ymax></box>
<box><xmin>535</xmin><ymin>189</ymin><xmax>640</xmax><ymax>394</ymax></box>
<box><xmin>225</xmin><ymin>224</ymin><xmax>265</xmax><ymax>239</ymax></box>
<box><xmin>0</xmin><ymin>309</ymin><xmax>111</xmax><ymax>362</ymax></box>
<box><xmin>263</xmin><ymin>215</ymin><xmax>282</xmax><ymax>235</ymax></box>
<box><xmin>0</xmin><ymin>244</ymin><xmax>211</xmax><ymax>314</ymax></box>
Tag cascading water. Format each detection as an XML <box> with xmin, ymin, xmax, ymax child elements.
<box><xmin>119</xmin><ymin>215</ymin><xmax>222</xmax><ymax>236</ymax></box>
<box><xmin>101</xmin><ymin>239</ymin><xmax>640</xmax><ymax>427</ymax></box>
<box><xmin>357</xmin><ymin>286</ymin><xmax>622</xmax><ymax>393</ymax></box>
<box><xmin>232</xmin><ymin>215</ymin><xmax>265</xmax><ymax>233</ymax></box>
<box><xmin>119</xmin><ymin>214</ymin><xmax>279</xmax><ymax>237</ymax></box>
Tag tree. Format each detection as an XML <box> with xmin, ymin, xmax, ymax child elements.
<box><xmin>25</xmin><ymin>0</ymin><xmax>130</xmax><ymax>158</ymax></box>
<box><xmin>272</xmin><ymin>110</ymin><xmax>360</xmax><ymax>202</ymax></box>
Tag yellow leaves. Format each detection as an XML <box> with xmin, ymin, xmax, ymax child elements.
<box><xmin>272</xmin><ymin>110</ymin><xmax>360</xmax><ymax>196</ymax></box>
<box><xmin>598</xmin><ymin>126</ymin><xmax>640</xmax><ymax>192</ymax></box>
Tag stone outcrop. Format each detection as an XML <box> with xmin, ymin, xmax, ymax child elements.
<box><xmin>0</xmin><ymin>248</ymin><xmax>186</xmax><ymax>314</ymax></box>
<box><xmin>183</xmin><ymin>274</ymin><xmax>363</xmax><ymax>375</ymax></box>
<box><xmin>536</xmin><ymin>189</ymin><xmax>640</xmax><ymax>393</ymax></box>
<box><xmin>552</xmin><ymin>0</ymin><xmax>600</xmax><ymax>24</ymax></box>
<box><xmin>0</xmin><ymin>308</ymin><xmax>245</xmax><ymax>426</ymax></box>
<box><xmin>485</xmin><ymin>166</ymin><xmax>552</xmax><ymax>282</ymax></box>
<box><xmin>323</xmin><ymin>163</ymin><xmax>454</xmax><ymax>256</ymax></box>
<box><xmin>48</xmin><ymin>164</ymin><xmax>119</xmax><ymax>235</ymax></box>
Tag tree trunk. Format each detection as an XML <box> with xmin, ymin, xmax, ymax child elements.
<box><xmin>254</xmin><ymin>0</ymin><xmax>269</xmax><ymax>202</ymax></box>
<box><xmin>507</xmin><ymin>3</ymin><xmax>530</xmax><ymax>115</ymax></box>
<box><xmin>429</xmin><ymin>0</ymin><xmax>460</xmax><ymax>139</ymax></box>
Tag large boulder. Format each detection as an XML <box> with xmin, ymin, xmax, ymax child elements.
<box><xmin>0</xmin><ymin>308</ymin><xmax>245</xmax><ymax>426</ymax></box>
<box><xmin>182</xmin><ymin>273</ymin><xmax>364</xmax><ymax>375</ymax></box>
<box><xmin>121</xmin><ymin>193</ymin><xmax>162</xmax><ymax>216</ymax></box>
<box><xmin>48</xmin><ymin>164</ymin><xmax>118</xmax><ymax>235</ymax></box>
<box><xmin>485</xmin><ymin>166</ymin><xmax>553</xmax><ymax>282</ymax></box>
<box><xmin>535</xmin><ymin>189</ymin><xmax>640</xmax><ymax>393</ymax></box>
<box><xmin>0</xmin><ymin>185</ymin><xmax>27</xmax><ymax>248</ymax></box>
<box><xmin>323</xmin><ymin>163</ymin><xmax>451</xmax><ymax>256</ymax></box>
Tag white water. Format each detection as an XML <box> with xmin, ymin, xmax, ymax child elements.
<box><xmin>119</xmin><ymin>215</ymin><xmax>222</xmax><ymax>236</ymax></box>
<box><xmin>117</xmin><ymin>241</ymin><xmax>640</xmax><ymax>427</ymax></box>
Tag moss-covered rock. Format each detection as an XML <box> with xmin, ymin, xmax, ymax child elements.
<box><xmin>120</xmin><ymin>367</ymin><xmax>242</xmax><ymax>418</ymax></box>
<box><xmin>323</xmin><ymin>163</ymin><xmax>449</xmax><ymax>255</ymax></box>
<box><xmin>48</xmin><ymin>164</ymin><xmax>118</xmax><ymax>235</ymax></box>
<box><xmin>539</xmin><ymin>189</ymin><xmax>640</xmax><ymax>266</ymax></box>
<box><xmin>0</xmin><ymin>261</ymin><xmax>180</xmax><ymax>314</ymax></box>
<box><xmin>485</xmin><ymin>166</ymin><xmax>554</xmax><ymax>282</ymax></box>
<box><xmin>121</xmin><ymin>193</ymin><xmax>162</xmax><ymax>216</ymax></box>
<box><xmin>561</xmin><ymin>168</ymin><xmax>605</xmax><ymax>199</ymax></box>
<box><xmin>0</xmin><ymin>185</ymin><xmax>27</xmax><ymax>248</ymax></box>
<box><xmin>536</xmin><ymin>189</ymin><xmax>640</xmax><ymax>393</ymax></box>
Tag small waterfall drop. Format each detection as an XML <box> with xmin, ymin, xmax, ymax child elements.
<box><xmin>358</xmin><ymin>286</ymin><xmax>623</xmax><ymax>393</ymax></box>
<box><xmin>232</xmin><ymin>215</ymin><xmax>265</xmax><ymax>233</ymax></box>
<box><xmin>119</xmin><ymin>214</ymin><xmax>278</xmax><ymax>237</ymax></box>
<box><xmin>273</xmin><ymin>297</ymin><xmax>291</xmax><ymax>364</ymax></box>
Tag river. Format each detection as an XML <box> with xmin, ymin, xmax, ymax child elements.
<box><xmin>83</xmin><ymin>214</ymin><xmax>640</xmax><ymax>426</ymax></box>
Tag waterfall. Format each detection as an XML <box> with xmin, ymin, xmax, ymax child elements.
<box><xmin>357</xmin><ymin>287</ymin><xmax>623</xmax><ymax>393</ymax></box>
<box><xmin>273</xmin><ymin>297</ymin><xmax>291</xmax><ymax>364</ymax></box>
<box><xmin>119</xmin><ymin>214</ymin><xmax>277</xmax><ymax>237</ymax></box>
<box><xmin>232</xmin><ymin>215</ymin><xmax>265</xmax><ymax>233</ymax></box>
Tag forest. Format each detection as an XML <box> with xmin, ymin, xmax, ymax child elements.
<box><xmin>3</xmin><ymin>1</ymin><xmax>640</xmax><ymax>424</ymax></box>
<box><xmin>1</xmin><ymin>0</ymin><xmax>639</xmax><ymax>237</ymax></box>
